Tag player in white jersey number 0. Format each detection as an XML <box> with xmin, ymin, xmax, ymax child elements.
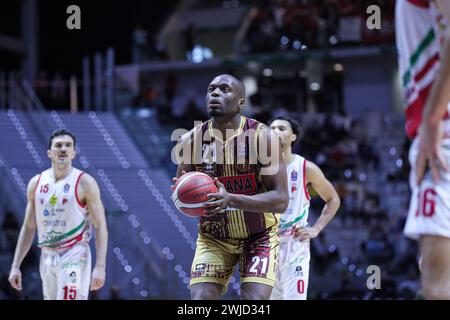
<box><xmin>8</xmin><ymin>130</ymin><xmax>108</xmax><ymax>300</ymax></box>
<box><xmin>269</xmin><ymin>117</ymin><xmax>340</xmax><ymax>300</ymax></box>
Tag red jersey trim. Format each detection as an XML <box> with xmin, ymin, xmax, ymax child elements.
<box><xmin>303</xmin><ymin>159</ymin><xmax>311</xmax><ymax>201</ymax></box>
<box><xmin>407</xmin><ymin>0</ymin><xmax>429</xmax><ymax>8</ymax></box>
<box><xmin>75</xmin><ymin>172</ymin><xmax>87</xmax><ymax>209</ymax></box>
<box><xmin>34</xmin><ymin>174</ymin><xmax>42</xmax><ymax>197</ymax></box>
<box><xmin>414</xmin><ymin>53</ymin><xmax>439</xmax><ymax>84</ymax></box>
<box><xmin>406</xmin><ymin>74</ymin><xmax>450</xmax><ymax>140</ymax></box>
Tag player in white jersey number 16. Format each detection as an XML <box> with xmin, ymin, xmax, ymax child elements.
<box><xmin>396</xmin><ymin>0</ymin><xmax>450</xmax><ymax>300</ymax></box>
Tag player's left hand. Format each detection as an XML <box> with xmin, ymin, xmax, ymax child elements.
<box><xmin>204</xmin><ymin>178</ymin><xmax>231</xmax><ymax>216</ymax></box>
<box><xmin>416</xmin><ymin>121</ymin><xmax>449</xmax><ymax>184</ymax></box>
<box><xmin>293</xmin><ymin>226</ymin><xmax>320</xmax><ymax>241</ymax></box>
<box><xmin>90</xmin><ymin>266</ymin><xmax>106</xmax><ymax>291</ymax></box>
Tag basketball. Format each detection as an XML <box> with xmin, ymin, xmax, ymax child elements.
<box><xmin>171</xmin><ymin>172</ymin><xmax>218</xmax><ymax>217</ymax></box>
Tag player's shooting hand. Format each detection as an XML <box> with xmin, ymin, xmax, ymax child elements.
<box><xmin>204</xmin><ymin>178</ymin><xmax>230</xmax><ymax>216</ymax></box>
<box><xmin>416</xmin><ymin>121</ymin><xmax>449</xmax><ymax>185</ymax></box>
<box><xmin>293</xmin><ymin>226</ymin><xmax>320</xmax><ymax>241</ymax></box>
<box><xmin>171</xmin><ymin>170</ymin><xmax>187</xmax><ymax>191</ymax></box>
<box><xmin>90</xmin><ymin>266</ymin><xmax>106</xmax><ymax>291</ymax></box>
<box><xmin>8</xmin><ymin>267</ymin><xmax>22</xmax><ymax>291</ymax></box>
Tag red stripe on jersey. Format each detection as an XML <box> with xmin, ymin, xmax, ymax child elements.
<box><xmin>407</xmin><ymin>0</ymin><xmax>429</xmax><ymax>8</ymax></box>
<box><xmin>75</xmin><ymin>172</ymin><xmax>86</xmax><ymax>209</ymax></box>
<box><xmin>406</xmin><ymin>67</ymin><xmax>450</xmax><ymax>140</ymax></box>
<box><xmin>34</xmin><ymin>174</ymin><xmax>42</xmax><ymax>197</ymax></box>
<box><xmin>58</xmin><ymin>233</ymin><xmax>84</xmax><ymax>249</ymax></box>
<box><xmin>303</xmin><ymin>159</ymin><xmax>311</xmax><ymax>201</ymax></box>
<box><xmin>42</xmin><ymin>233</ymin><xmax>84</xmax><ymax>251</ymax></box>
<box><xmin>406</xmin><ymin>82</ymin><xmax>433</xmax><ymax>139</ymax></box>
<box><xmin>414</xmin><ymin>53</ymin><xmax>439</xmax><ymax>83</ymax></box>
<box><xmin>406</xmin><ymin>52</ymin><xmax>450</xmax><ymax>139</ymax></box>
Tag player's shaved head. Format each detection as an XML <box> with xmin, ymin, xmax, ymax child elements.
<box><xmin>211</xmin><ymin>74</ymin><xmax>245</xmax><ymax>98</ymax></box>
<box><xmin>206</xmin><ymin>74</ymin><xmax>246</xmax><ymax>119</ymax></box>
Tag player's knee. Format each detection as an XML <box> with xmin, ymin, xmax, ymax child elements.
<box><xmin>240</xmin><ymin>286</ymin><xmax>271</xmax><ymax>300</ymax></box>
<box><xmin>422</xmin><ymin>284</ymin><xmax>450</xmax><ymax>300</ymax></box>
<box><xmin>190</xmin><ymin>284</ymin><xmax>221</xmax><ymax>300</ymax></box>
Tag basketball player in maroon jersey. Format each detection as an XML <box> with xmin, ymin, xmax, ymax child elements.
<box><xmin>172</xmin><ymin>74</ymin><xmax>288</xmax><ymax>299</ymax></box>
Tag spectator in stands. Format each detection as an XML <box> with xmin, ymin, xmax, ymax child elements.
<box><xmin>361</xmin><ymin>223</ymin><xmax>394</xmax><ymax>265</ymax></box>
<box><xmin>243</xmin><ymin>0</ymin><xmax>394</xmax><ymax>54</ymax></box>
<box><xmin>358</xmin><ymin>136</ymin><xmax>380</xmax><ymax>169</ymax></box>
<box><xmin>311</xmin><ymin>231</ymin><xmax>339</xmax><ymax>275</ymax></box>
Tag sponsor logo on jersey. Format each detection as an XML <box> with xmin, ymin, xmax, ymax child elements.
<box><xmin>64</xmin><ymin>183</ymin><xmax>70</xmax><ymax>193</ymax></box>
<box><xmin>62</xmin><ymin>197</ymin><xmax>68</xmax><ymax>205</ymax></box>
<box><xmin>43</xmin><ymin>219</ymin><xmax>67</xmax><ymax>227</ymax></box>
<box><xmin>291</xmin><ymin>170</ymin><xmax>298</xmax><ymax>182</ymax></box>
<box><xmin>195</xmin><ymin>263</ymin><xmax>206</xmax><ymax>272</ymax></box>
<box><xmin>218</xmin><ymin>173</ymin><xmax>257</xmax><ymax>195</ymax></box>
<box><xmin>292</xmin><ymin>185</ymin><xmax>297</xmax><ymax>193</ymax></box>
<box><xmin>43</xmin><ymin>230</ymin><xmax>63</xmax><ymax>243</ymax></box>
<box><xmin>49</xmin><ymin>195</ymin><xmax>58</xmax><ymax>206</ymax></box>
<box><xmin>44</xmin><ymin>209</ymin><xmax>50</xmax><ymax>216</ymax></box>
<box><xmin>294</xmin><ymin>265</ymin><xmax>303</xmax><ymax>277</ymax></box>
<box><xmin>69</xmin><ymin>271</ymin><xmax>77</xmax><ymax>285</ymax></box>
<box><xmin>204</xmin><ymin>164</ymin><xmax>214</xmax><ymax>174</ymax></box>
<box><xmin>62</xmin><ymin>262</ymin><xmax>79</xmax><ymax>269</ymax></box>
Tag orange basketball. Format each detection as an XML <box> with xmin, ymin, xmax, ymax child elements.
<box><xmin>171</xmin><ymin>172</ymin><xmax>218</xmax><ymax>217</ymax></box>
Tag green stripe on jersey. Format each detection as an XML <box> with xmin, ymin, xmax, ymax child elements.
<box><xmin>280</xmin><ymin>206</ymin><xmax>309</xmax><ymax>229</ymax></box>
<box><xmin>38</xmin><ymin>219</ymin><xmax>86</xmax><ymax>246</ymax></box>
<box><xmin>402</xmin><ymin>28</ymin><xmax>436</xmax><ymax>88</ymax></box>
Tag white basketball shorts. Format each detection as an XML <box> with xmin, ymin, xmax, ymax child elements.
<box><xmin>270</xmin><ymin>238</ymin><xmax>310</xmax><ymax>300</ymax></box>
<box><xmin>39</xmin><ymin>242</ymin><xmax>92</xmax><ymax>300</ymax></box>
<box><xmin>404</xmin><ymin>121</ymin><xmax>450</xmax><ymax>240</ymax></box>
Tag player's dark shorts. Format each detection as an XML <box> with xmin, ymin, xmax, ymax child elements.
<box><xmin>190</xmin><ymin>228</ymin><xmax>279</xmax><ymax>293</ymax></box>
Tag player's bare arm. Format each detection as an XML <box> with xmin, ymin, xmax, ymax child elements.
<box><xmin>416</xmin><ymin>0</ymin><xmax>450</xmax><ymax>184</ymax></box>
<box><xmin>8</xmin><ymin>175</ymin><xmax>39</xmax><ymax>291</ymax></box>
<box><xmin>204</xmin><ymin>128</ymin><xmax>289</xmax><ymax>215</ymax></box>
<box><xmin>79</xmin><ymin>173</ymin><xmax>108</xmax><ymax>291</ymax></box>
<box><xmin>293</xmin><ymin>161</ymin><xmax>340</xmax><ymax>241</ymax></box>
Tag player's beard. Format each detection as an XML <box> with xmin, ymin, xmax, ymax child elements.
<box><xmin>208</xmin><ymin>109</ymin><xmax>225</xmax><ymax>117</ymax></box>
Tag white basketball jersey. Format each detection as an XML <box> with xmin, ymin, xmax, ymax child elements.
<box><xmin>279</xmin><ymin>154</ymin><xmax>311</xmax><ymax>241</ymax></box>
<box><xmin>35</xmin><ymin>168</ymin><xmax>91</xmax><ymax>249</ymax></box>
<box><xmin>395</xmin><ymin>0</ymin><xmax>449</xmax><ymax>139</ymax></box>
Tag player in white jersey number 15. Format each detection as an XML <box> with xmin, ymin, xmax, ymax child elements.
<box><xmin>396</xmin><ymin>0</ymin><xmax>450</xmax><ymax>300</ymax></box>
<box><xmin>8</xmin><ymin>129</ymin><xmax>109</xmax><ymax>300</ymax></box>
<box><xmin>268</xmin><ymin>117</ymin><xmax>340</xmax><ymax>300</ymax></box>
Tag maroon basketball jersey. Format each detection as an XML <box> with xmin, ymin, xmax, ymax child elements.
<box><xmin>189</xmin><ymin>115</ymin><xmax>279</xmax><ymax>240</ymax></box>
